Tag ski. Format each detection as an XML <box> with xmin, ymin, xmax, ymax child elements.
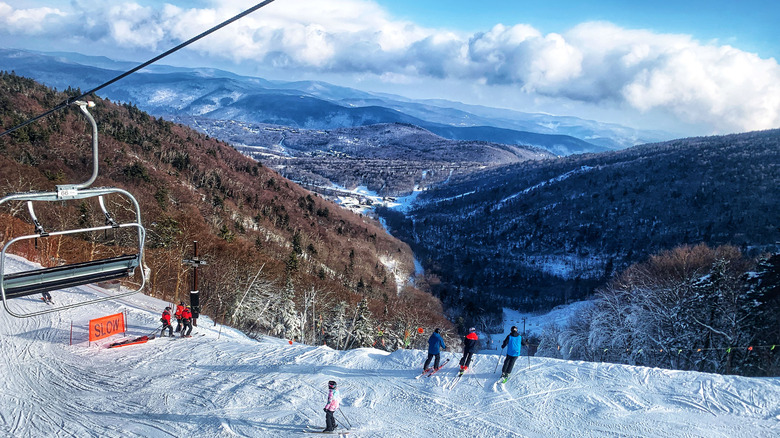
<box><xmin>302</xmin><ymin>427</ymin><xmax>349</xmax><ymax>434</ymax></box>
<box><xmin>427</xmin><ymin>358</ymin><xmax>450</xmax><ymax>377</ymax></box>
<box><xmin>446</xmin><ymin>374</ymin><xmax>463</xmax><ymax>390</ymax></box>
<box><xmin>416</xmin><ymin>358</ymin><xmax>450</xmax><ymax>379</ymax></box>
<box><xmin>174</xmin><ymin>333</ymin><xmax>205</xmax><ymax>339</ymax></box>
<box><xmin>447</xmin><ymin>366</ymin><xmax>470</xmax><ymax>390</ymax></box>
<box><xmin>415</xmin><ymin>366</ymin><xmax>435</xmax><ymax>379</ymax></box>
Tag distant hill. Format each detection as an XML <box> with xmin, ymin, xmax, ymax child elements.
<box><xmin>176</xmin><ymin>118</ymin><xmax>555</xmax><ymax>196</ymax></box>
<box><xmin>379</xmin><ymin>129</ymin><xmax>780</xmax><ymax>314</ymax></box>
<box><xmin>0</xmin><ymin>48</ymin><xmax>670</xmax><ymax>155</ymax></box>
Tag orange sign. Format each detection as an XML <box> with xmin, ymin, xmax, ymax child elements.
<box><xmin>89</xmin><ymin>313</ymin><xmax>125</xmax><ymax>341</ymax></box>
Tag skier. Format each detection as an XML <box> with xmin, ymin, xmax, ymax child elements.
<box><xmin>323</xmin><ymin>380</ymin><xmax>340</xmax><ymax>432</ymax></box>
<box><xmin>423</xmin><ymin>328</ymin><xmax>446</xmax><ymax>372</ymax></box>
<box><xmin>180</xmin><ymin>305</ymin><xmax>193</xmax><ymax>337</ymax></box>
<box><xmin>40</xmin><ymin>291</ymin><xmax>52</xmax><ymax>303</ymax></box>
<box><xmin>500</xmin><ymin>326</ymin><xmax>523</xmax><ymax>381</ymax></box>
<box><xmin>174</xmin><ymin>301</ymin><xmax>185</xmax><ymax>333</ymax></box>
<box><xmin>459</xmin><ymin>327</ymin><xmax>479</xmax><ymax>373</ymax></box>
<box><xmin>160</xmin><ymin>307</ymin><xmax>173</xmax><ymax>337</ymax></box>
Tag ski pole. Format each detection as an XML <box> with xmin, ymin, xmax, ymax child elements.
<box><xmin>338</xmin><ymin>408</ymin><xmax>352</xmax><ymax>429</ymax></box>
<box><xmin>146</xmin><ymin>324</ymin><xmax>163</xmax><ymax>337</ymax></box>
<box><xmin>494</xmin><ymin>347</ymin><xmax>504</xmax><ymax>373</ymax></box>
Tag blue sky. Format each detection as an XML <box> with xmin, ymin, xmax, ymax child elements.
<box><xmin>1</xmin><ymin>0</ymin><xmax>779</xmax><ymax>136</ymax></box>
<box><xmin>383</xmin><ymin>0</ymin><xmax>779</xmax><ymax>59</ymax></box>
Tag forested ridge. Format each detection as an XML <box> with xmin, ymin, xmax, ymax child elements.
<box><xmin>381</xmin><ymin>128</ymin><xmax>780</xmax><ymax>324</ymax></box>
<box><xmin>0</xmin><ymin>72</ymin><xmax>454</xmax><ymax>348</ymax></box>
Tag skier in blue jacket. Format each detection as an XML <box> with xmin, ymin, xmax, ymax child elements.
<box><xmin>501</xmin><ymin>326</ymin><xmax>523</xmax><ymax>379</ymax></box>
<box><xmin>423</xmin><ymin>328</ymin><xmax>446</xmax><ymax>372</ymax></box>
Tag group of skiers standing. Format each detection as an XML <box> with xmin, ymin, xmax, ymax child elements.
<box><xmin>160</xmin><ymin>301</ymin><xmax>193</xmax><ymax>337</ymax></box>
<box><xmin>424</xmin><ymin>325</ymin><xmax>524</xmax><ymax>380</ymax></box>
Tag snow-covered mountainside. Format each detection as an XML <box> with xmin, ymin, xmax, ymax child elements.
<box><xmin>1</xmin><ymin>255</ymin><xmax>778</xmax><ymax>437</ymax></box>
<box><xmin>0</xmin><ymin>49</ymin><xmax>669</xmax><ymax>155</ymax></box>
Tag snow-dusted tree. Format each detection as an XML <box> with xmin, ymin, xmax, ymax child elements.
<box><xmin>536</xmin><ymin>323</ymin><xmax>563</xmax><ymax>359</ymax></box>
<box><xmin>229</xmin><ymin>264</ymin><xmax>278</xmax><ymax>338</ymax></box>
<box><xmin>269</xmin><ymin>276</ymin><xmax>300</xmax><ymax>341</ymax></box>
<box><xmin>346</xmin><ymin>298</ymin><xmax>375</xmax><ymax>349</ymax></box>
<box><xmin>564</xmin><ymin>244</ymin><xmax>765</xmax><ymax>375</ymax></box>
<box><xmin>558</xmin><ymin>305</ymin><xmax>593</xmax><ymax>361</ymax></box>
<box><xmin>687</xmin><ymin>248</ymin><xmax>755</xmax><ymax>374</ymax></box>
<box><xmin>588</xmin><ymin>278</ymin><xmax>634</xmax><ymax>365</ymax></box>
<box><xmin>324</xmin><ymin>301</ymin><xmax>349</xmax><ymax>349</ymax></box>
<box><xmin>299</xmin><ymin>286</ymin><xmax>331</xmax><ymax>345</ymax></box>
<box><xmin>737</xmin><ymin>252</ymin><xmax>779</xmax><ymax>376</ymax></box>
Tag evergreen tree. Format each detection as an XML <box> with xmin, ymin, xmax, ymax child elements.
<box><xmin>325</xmin><ymin>301</ymin><xmax>349</xmax><ymax>350</ymax></box>
<box><xmin>347</xmin><ymin>298</ymin><xmax>375</xmax><ymax>349</ymax></box>
<box><xmin>744</xmin><ymin>253</ymin><xmax>780</xmax><ymax>375</ymax></box>
<box><xmin>270</xmin><ymin>277</ymin><xmax>300</xmax><ymax>341</ymax></box>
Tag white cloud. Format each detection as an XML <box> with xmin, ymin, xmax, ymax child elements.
<box><xmin>0</xmin><ymin>2</ymin><xmax>66</xmax><ymax>34</ymax></box>
<box><xmin>1</xmin><ymin>0</ymin><xmax>778</xmax><ymax>133</ymax></box>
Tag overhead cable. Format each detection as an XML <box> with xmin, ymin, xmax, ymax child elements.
<box><xmin>0</xmin><ymin>0</ymin><xmax>278</xmax><ymax>138</ymax></box>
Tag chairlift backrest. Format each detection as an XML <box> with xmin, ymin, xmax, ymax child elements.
<box><xmin>0</xmin><ymin>101</ymin><xmax>146</xmax><ymax>318</ymax></box>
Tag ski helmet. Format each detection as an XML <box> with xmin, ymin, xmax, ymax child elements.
<box><xmin>511</xmin><ymin>326</ymin><xmax>518</xmax><ymax>332</ymax></box>
<box><xmin>165</xmin><ymin>307</ymin><xmax>171</xmax><ymax>311</ymax></box>
<box><xmin>328</xmin><ymin>380</ymin><xmax>337</xmax><ymax>389</ymax></box>
<box><xmin>469</xmin><ymin>327</ymin><xmax>476</xmax><ymax>332</ymax></box>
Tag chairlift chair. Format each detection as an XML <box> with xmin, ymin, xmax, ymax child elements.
<box><xmin>0</xmin><ymin>101</ymin><xmax>146</xmax><ymax>318</ymax></box>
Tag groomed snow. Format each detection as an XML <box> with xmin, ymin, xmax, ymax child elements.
<box><xmin>1</xmin><ymin>255</ymin><xmax>778</xmax><ymax>437</ymax></box>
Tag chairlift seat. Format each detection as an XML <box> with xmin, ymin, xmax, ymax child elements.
<box><xmin>2</xmin><ymin>254</ymin><xmax>140</xmax><ymax>299</ymax></box>
<box><xmin>0</xmin><ymin>101</ymin><xmax>146</xmax><ymax>318</ymax></box>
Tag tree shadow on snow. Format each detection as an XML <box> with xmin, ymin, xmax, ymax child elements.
<box><xmin>87</xmin><ymin>411</ymin><xmax>308</xmax><ymax>434</ymax></box>
<box><xmin>14</xmin><ymin>327</ymin><xmax>71</xmax><ymax>345</ymax></box>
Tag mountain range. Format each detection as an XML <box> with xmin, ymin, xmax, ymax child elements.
<box><xmin>0</xmin><ymin>48</ymin><xmax>671</xmax><ymax>155</ymax></box>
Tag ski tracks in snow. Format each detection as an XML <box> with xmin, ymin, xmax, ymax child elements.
<box><xmin>1</xmin><ymin>255</ymin><xmax>779</xmax><ymax>437</ymax></box>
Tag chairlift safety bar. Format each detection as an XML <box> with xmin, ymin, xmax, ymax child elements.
<box><xmin>0</xmin><ymin>188</ymin><xmax>146</xmax><ymax>318</ymax></box>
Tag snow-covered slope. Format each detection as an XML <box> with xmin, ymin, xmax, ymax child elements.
<box><xmin>1</xmin><ymin>255</ymin><xmax>778</xmax><ymax>437</ymax></box>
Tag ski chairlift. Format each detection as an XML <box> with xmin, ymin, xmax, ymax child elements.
<box><xmin>0</xmin><ymin>100</ymin><xmax>146</xmax><ymax>318</ymax></box>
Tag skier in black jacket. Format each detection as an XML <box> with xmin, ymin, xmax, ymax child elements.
<box><xmin>459</xmin><ymin>327</ymin><xmax>479</xmax><ymax>373</ymax></box>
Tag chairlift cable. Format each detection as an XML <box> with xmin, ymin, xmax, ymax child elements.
<box><xmin>0</xmin><ymin>0</ymin><xmax>278</xmax><ymax>138</ymax></box>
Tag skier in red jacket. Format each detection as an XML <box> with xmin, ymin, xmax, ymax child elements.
<box><xmin>160</xmin><ymin>307</ymin><xmax>173</xmax><ymax>337</ymax></box>
<box><xmin>181</xmin><ymin>306</ymin><xmax>193</xmax><ymax>337</ymax></box>
<box><xmin>459</xmin><ymin>327</ymin><xmax>479</xmax><ymax>374</ymax></box>
<box><xmin>174</xmin><ymin>301</ymin><xmax>185</xmax><ymax>333</ymax></box>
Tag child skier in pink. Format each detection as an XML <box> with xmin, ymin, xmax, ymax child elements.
<box><xmin>323</xmin><ymin>380</ymin><xmax>340</xmax><ymax>432</ymax></box>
